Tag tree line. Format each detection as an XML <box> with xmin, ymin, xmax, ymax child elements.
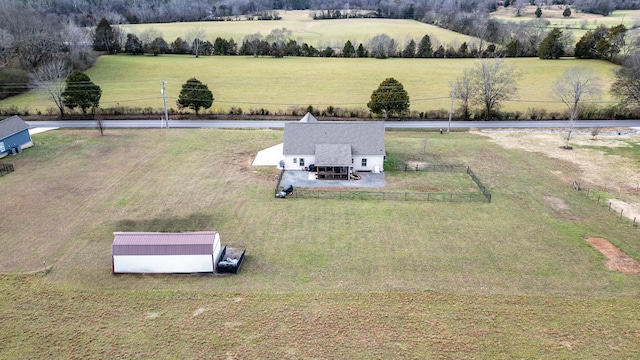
<box><xmin>12</xmin><ymin>0</ymin><xmax>640</xmax><ymax>25</ymax></box>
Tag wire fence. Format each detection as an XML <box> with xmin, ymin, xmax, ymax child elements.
<box><xmin>572</xmin><ymin>179</ymin><xmax>640</xmax><ymax>195</ymax></box>
<box><xmin>275</xmin><ymin>164</ymin><xmax>492</xmax><ymax>203</ymax></box>
<box><xmin>393</xmin><ymin>163</ymin><xmax>492</xmax><ymax>203</ymax></box>
<box><xmin>573</xmin><ymin>180</ymin><xmax>639</xmax><ymax>229</ymax></box>
<box><xmin>289</xmin><ymin>189</ymin><xmax>488</xmax><ymax>202</ymax></box>
<box><xmin>0</xmin><ymin>163</ymin><xmax>14</xmax><ymax>177</ymax></box>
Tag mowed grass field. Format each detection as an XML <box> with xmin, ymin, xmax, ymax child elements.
<box><xmin>121</xmin><ymin>10</ymin><xmax>478</xmax><ymax>49</ymax></box>
<box><xmin>1</xmin><ymin>128</ymin><xmax>639</xmax><ymax>358</ymax></box>
<box><xmin>2</xmin><ymin>56</ymin><xmax>619</xmax><ymax>116</ymax></box>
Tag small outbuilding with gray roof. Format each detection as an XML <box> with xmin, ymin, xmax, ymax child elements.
<box><xmin>283</xmin><ymin>118</ymin><xmax>385</xmax><ymax>179</ymax></box>
<box><xmin>0</xmin><ymin>116</ymin><xmax>33</xmax><ymax>158</ymax></box>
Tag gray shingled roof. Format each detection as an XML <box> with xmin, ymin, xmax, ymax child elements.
<box><xmin>0</xmin><ymin>116</ymin><xmax>29</xmax><ymax>140</ymax></box>
<box><xmin>283</xmin><ymin>121</ymin><xmax>385</xmax><ymax>156</ymax></box>
<box><xmin>315</xmin><ymin>143</ymin><xmax>352</xmax><ymax>166</ymax></box>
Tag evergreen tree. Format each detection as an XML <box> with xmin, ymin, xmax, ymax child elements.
<box><xmin>535</xmin><ymin>7</ymin><xmax>542</xmax><ymax>18</ymax></box>
<box><xmin>402</xmin><ymin>39</ymin><xmax>416</xmax><ymax>58</ymax></box>
<box><xmin>170</xmin><ymin>37</ymin><xmax>190</xmax><ymax>54</ymax></box>
<box><xmin>177</xmin><ymin>78</ymin><xmax>213</xmax><ymax>116</ymax></box>
<box><xmin>563</xmin><ymin>7</ymin><xmax>572</xmax><ymax>17</ymax></box>
<box><xmin>124</xmin><ymin>34</ymin><xmax>143</xmax><ymax>55</ymax></box>
<box><xmin>367</xmin><ymin>77</ymin><xmax>410</xmax><ymax>119</ymax></box>
<box><xmin>93</xmin><ymin>18</ymin><xmax>119</xmax><ymax>53</ymax></box>
<box><xmin>416</xmin><ymin>35</ymin><xmax>432</xmax><ymax>58</ymax></box>
<box><xmin>147</xmin><ymin>37</ymin><xmax>169</xmax><ymax>56</ymax></box>
<box><xmin>62</xmin><ymin>71</ymin><xmax>102</xmax><ymax>115</ymax></box>
<box><xmin>538</xmin><ymin>28</ymin><xmax>564</xmax><ymax>59</ymax></box>
<box><xmin>343</xmin><ymin>40</ymin><xmax>355</xmax><ymax>58</ymax></box>
<box><xmin>356</xmin><ymin>43</ymin><xmax>367</xmax><ymax>58</ymax></box>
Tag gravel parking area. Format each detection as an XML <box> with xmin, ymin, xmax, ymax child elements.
<box><xmin>280</xmin><ymin>170</ymin><xmax>386</xmax><ymax>188</ymax></box>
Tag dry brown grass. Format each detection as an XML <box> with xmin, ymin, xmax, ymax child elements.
<box><xmin>475</xmin><ymin>129</ymin><xmax>640</xmax><ymax>221</ymax></box>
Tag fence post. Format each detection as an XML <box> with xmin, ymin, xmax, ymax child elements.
<box><xmin>620</xmin><ymin>209</ymin><xmax>624</xmax><ymax>219</ymax></box>
<box><xmin>609</xmin><ymin>202</ymin><xmax>612</xmax><ymax>211</ymax></box>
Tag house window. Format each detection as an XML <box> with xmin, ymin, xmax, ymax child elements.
<box><xmin>0</xmin><ymin>142</ymin><xmax>4</xmax><ymax>152</ymax></box>
<box><xmin>293</xmin><ymin>158</ymin><xmax>297</xmax><ymax>163</ymax></box>
<box><xmin>361</xmin><ymin>158</ymin><xmax>367</xmax><ymax>167</ymax></box>
<box><xmin>299</xmin><ymin>158</ymin><xmax>305</xmax><ymax>167</ymax></box>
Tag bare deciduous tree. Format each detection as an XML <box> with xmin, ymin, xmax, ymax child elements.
<box><xmin>32</xmin><ymin>59</ymin><xmax>72</xmax><ymax>118</ymax></box>
<box><xmin>0</xmin><ymin>28</ymin><xmax>14</xmax><ymax>67</ymax></box>
<box><xmin>456</xmin><ymin>71</ymin><xmax>473</xmax><ymax>119</ymax></box>
<box><xmin>186</xmin><ymin>27</ymin><xmax>206</xmax><ymax>57</ymax></box>
<box><xmin>468</xmin><ymin>57</ymin><xmax>519</xmax><ymax>120</ymax></box>
<box><xmin>552</xmin><ymin>67</ymin><xmax>602</xmax><ymax>148</ymax></box>
<box><xmin>63</xmin><ymin>22</ymin><xmax>95</xmax><ymax>70</ymax></box>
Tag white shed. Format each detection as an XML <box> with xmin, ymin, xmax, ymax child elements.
<box><xmin>112</xmin><ymin>231</ymin><xmax>222</xmax><ymax>274</ymax></box>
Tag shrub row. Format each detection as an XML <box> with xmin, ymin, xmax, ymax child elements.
<box><xmin>4</xmin><ymin>103</ymin><xmax>640</xmax><ymax>121</ymax></box>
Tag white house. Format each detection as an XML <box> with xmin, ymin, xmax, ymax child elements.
<box><xmin>112</xmin><ymin>231</ymin><xmax>222</xmax><ymax>274</ymax></box>
<box><xmin>283</xmin><ymin>114</ymin><xmax>385</xmax><ymax>180</ymax></box>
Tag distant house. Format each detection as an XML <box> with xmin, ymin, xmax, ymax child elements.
<box><xmin>112</xmin><ymin>231</ymin><xmax>222</xmax><ymax>274</ymax></box>
<box><xmin>283</xmin><ymin>113</ymin><xmax>385</xmax><ymax>180</ymax></box>
<box><xmin>0</xmin><ymin>116</ymin><xmax>33</xmax><ymax>158</ymax></box>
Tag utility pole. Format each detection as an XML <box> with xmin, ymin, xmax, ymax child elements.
<box><xmin>448</xmin><ymin>80</ymin><xmax>456</xmax><ymax>134</ymax></box>
<box><xmin>161</xmin><ymin>79</ymin><xmax>170</xmax><ymax>129</ymax></box>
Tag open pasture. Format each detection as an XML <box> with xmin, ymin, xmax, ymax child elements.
<box><xmin>121</xmin><ymin>10</ymin><xmax>478</xmax><ymax>49</ymax></box>
<box><xmin>2</xmin><ymin>56</ymin><xmax>618</xmax><ymax>116</ymax></box>
<box><xmin>0</xmin><ymin>128</ymin><xmax>639</xmax><ymax>357</ymax></box>
<box><xmin>492</xmin><ymin>7</ymin><xmax>640</xmax><ymax>41</ymax></box>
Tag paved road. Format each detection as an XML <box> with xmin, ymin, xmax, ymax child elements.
<box><xmin>26</xmin><ymin>119</ymin><xmax>640</xmax><ymax>130</ymax></box>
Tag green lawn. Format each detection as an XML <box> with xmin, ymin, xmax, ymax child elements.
<box><xmin>0</xmin><ymin>56</ymin><xmax>619</xmax><ymax>116</ymax></box>
<box><xmin>0</xmin><ymin>128</ymin><xmax>639</xmax><ymax>357</ymax></box>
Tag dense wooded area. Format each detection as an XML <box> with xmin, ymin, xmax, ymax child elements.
<box><xmin>13</xmin><ymin>0</ymin><xmax>640</xmax><ymax>24</ymax></box>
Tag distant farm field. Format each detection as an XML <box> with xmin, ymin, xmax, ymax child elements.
<box><xmin>492</xmin><ymin>7</ymin><xmax>640</xmax><ymax>41</ymax></box>
<box><xmin>1</xmin><ymin>56</ymin><xmax>619</xmax><ymax>116</ymax></box>
<box><xmin>121</xmin><ymin>10</ymin><xmax>478</xmax><ymax>49</ymax></box>
<box><xmin>0</xmin><ymin>128</ymin><xmax>639</xmax><ymax>358</ymax></box>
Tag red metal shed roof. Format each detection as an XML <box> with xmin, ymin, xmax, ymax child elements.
<box><xmin>112</xmin><ymin>231</ymin><xmax>218</xmax><ymax>256</ymax></box>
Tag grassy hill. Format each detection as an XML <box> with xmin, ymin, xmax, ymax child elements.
<box><xmin>0</xmin><ymin>56</ymin><xmax>618</xmax><ymax>117</ymax></box>
<box><xmin>121</xmin><ymin>10</ymin><xmax>479</xmax><ymax>49</ymax></box>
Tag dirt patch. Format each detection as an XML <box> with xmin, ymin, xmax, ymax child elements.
<box><xmin>608</xmin><ymin>199</ymin><xmax>640</xmax><ymax>222</ymax></box>
<box><xmin>544</xmin><ymin>195</ymin><xmax>569</xmax><ymax>211</ymax></box>
<box><xmin>585</xmin><ymin>237</ymin><xmax>640</xmax><ymax>274</ymax></box>
<box><xmin>544</xmin><ymin>195</ymin><xmax>579</xmax><ymax>221</ymax></box>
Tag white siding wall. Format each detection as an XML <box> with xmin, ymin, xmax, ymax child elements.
<box><xmin>113</xmin><ymin>255</ymin><xmax>214</xmax><ymax>273</ymax></box>
<box><xmin>283</xmin><ymin>155</ymin><xmax>315</xmax><ymax>170</ymax></box>
<box><xmin>285</xmin><ymin>155</ymin><xmax>384</xmax><ymax>172</ymax></box>
<box><xmin>352</xmin><ymin>155</ymin><xmax>384</xmax><ymax>172</ymax></box>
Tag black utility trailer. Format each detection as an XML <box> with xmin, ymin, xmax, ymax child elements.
<box><xmin>217</xmin><ymin>246</ymin><xmax>246</xmax><ymax>274</ymax></box>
